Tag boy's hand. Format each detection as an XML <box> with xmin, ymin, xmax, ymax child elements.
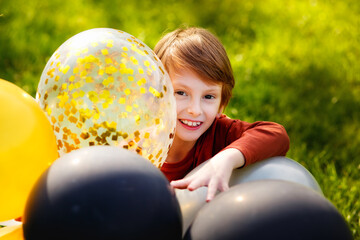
<box><xmin>170</xmin><ymin>148</ymin><xmax>245</xmax><ymax>202</ymax></box>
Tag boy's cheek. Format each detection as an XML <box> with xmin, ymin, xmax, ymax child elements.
<box><xmin>174</xmin><ymin>98</ymin><xmax>185</xmax><ymax>110</ymax></box>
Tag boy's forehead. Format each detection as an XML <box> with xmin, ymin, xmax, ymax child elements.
<box><xmin>169</xmin><ymin>67</ymin><xmax>223</xmax><ymax>88</ymax></box>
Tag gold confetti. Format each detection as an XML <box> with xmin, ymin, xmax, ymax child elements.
<box><xmin>149</xmin><ymin>87</ymin><xmax>161</xmax><ymax>98</ymax></box>
<box><xmin>69</xmin><ymin>83</ymin><xmax>75</xmax><ymax>91</ymax></box>
<box><xmin>88</xmin><ymin>91</ymin><xmax>99</xmax><ymax>103</ymax></box>
<box><xmin>130</xmin><ymin>56</ymin><xmax>138</xmax><ymax>65</ymax></box>
<box><xmin>69</xmin><ymin>116</ymin><xmax>77</xmax><ymax>123</ymax></box>
<box><xmin>124</xmin><ymin>88</ymin><xmax>131</xmax><ymax>95</ymax></box>
<box><xmin>105</xmin><ymin>58</ymin><xmax>113</xmax><ymax>64</ymax></box>
<box><xmin>158</xmin><ymin>66</ymin><xmax>165</xmax><ymax>74</ymax></box>
<box><xmin>140</xmin><ymin>87</ymin><xmax>146</xmax><ymax>94</ymax></box>
<box><xmin>118</xmin><ymin>97</ymin><xmax>126</xmax><ymax>104</ymax></box>
<box><xmin>134</xmin><ymin>115</ymin><xmax>141</xmax><ymax>123</ymax></box>
<box><xmin>101</xmin><ymin>49</ymin><xmax>109</xmax><ymax>55</ymax></box>
<box><xmin>156</xmin><ymin>149</ymin><xmax>163</xmax><ymax>159</ymax></box>
<box><xmin>106</xmin><ymin>40</ymin><xmax>114</xmax><ymax>48</ymax></box>
<box><xmin>86</xmin><ymin>76</ymin><xmax>93</xmax><ymax>83</ymax></box>
<box><xmin>60</xmin><ymin>65</ymin><xmax>70</xmax><ymax>74</ymax></box>
<box><xmin>105</xmin><ymin>65</ymin><xmax>117</xmax><ymax>74</ymax></box>
<box><xmin>80</xmin><ymin>70</ymin><xmax>87</xmax><ymax>77</ymax></box>
<box><xmin>131</xmin><ymin>44</ymin><xmax>146</xmax><ymax>56</ymax></box>
<box><xmin>47</xmin><ymin>68</ymin><xmax>55</xmax><ymax>78</ymax></box>
<box><xmin>51</xmin><ymin>116</ymin><xmax>56</xmax><ymax>124</ymax></box>
<box><xmin>103</xmin><ymin>76</ymin><xmax>114</xmax><ymax>86</ymax></box>
<box><xmin>85</xmin><ymin>63</ymin><xmax>91</xmax><ymax>69</ymax></box>
<box><xmin>137</xmin><ymin>78</ymin><xmax>146</xmax><ymax>86</ymax></box>
<box><xmin>126</xmin><ymin>105</ymin><xmax>132</xmax><ymax>112</ymax></box>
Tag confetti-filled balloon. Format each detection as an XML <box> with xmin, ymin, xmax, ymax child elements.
<box><xmin>0</xmin><ymin>79</ymin><xmax>58</xmax><ymax>221</ymax></box>
<box><xmin>36</xmin><ymin>28</ymin><xmax>176</xmax><ymax>167</ymax></box>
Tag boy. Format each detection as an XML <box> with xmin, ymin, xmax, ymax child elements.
<box><xmin>154</xmin><ymin>27</ymin><xmax>289</xmax><ymax>201</ymax></box>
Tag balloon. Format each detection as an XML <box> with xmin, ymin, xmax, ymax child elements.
<box><xmin>229</xmin><ymin>156</ymin><xmax>323</xmax><ymax>194</ymax></box>
<box><xmin>175</xmin><ymin>156</ymin><xmax>322</xmax><ymax>235</ymax></box>
<box><xmin>23</xmin><ymin>146</ymin><xmax>182</xmax><ymax>240</ymax></box>
<box><xmin>184</xmin><ymin>180</ymin><xmax>352</xmax><ymax>240</ymax></box>
<box><xmin>36</xmin><ymin>28</ymin><xmax>176</xmax><ymax>168</ymax></box>
<box><xmin>175</xmin><ymin>187</ymin><xmax>207</xmax><ymax>236</ymax></box>
<box><xmin>0</xmin><ymin>225</ymin><xmax>23</xmax><ymax>240</ymax></box>
<box><xmin>0</xmin><ymin>79</ymin><xmax>58</xmax><ymax>221</ymax></box>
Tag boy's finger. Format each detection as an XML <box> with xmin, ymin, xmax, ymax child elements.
<box><xmin>219</xmin><ymin>182</ymin><xmax>229</xmax><ymax>192</ymax></box>
<box><xmin>170</xmin><ymin>178</ymin><xmax>191</xmax><ymax>189</ymax></box>
<box><xmin>206</xmin><ymin>180</ymin><xmax>218</xmax><ymax>202</ymax></box>
<box><xmin>187</xmin><ymin>178</ymin><xmax>205</xmax><ymax>191</ymax></box>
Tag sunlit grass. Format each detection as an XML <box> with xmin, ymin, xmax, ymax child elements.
<box><xmin>0</xmin><ymin>0</ymin><xmax>359</xmax><ymax>238</ymax></box>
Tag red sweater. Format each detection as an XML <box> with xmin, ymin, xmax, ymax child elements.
<box><xmin>160</xmin><ymin>114</ymin><xmax>290</xmax><ymax>181</ymax></box>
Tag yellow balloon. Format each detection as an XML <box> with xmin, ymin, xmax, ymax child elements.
<box><xmin>36</xmin><ymin>28</ymin><xmax>176</xmax><ymax>167</ymax></box>
<box><xmin>0</xmin><ymin>225</ymin><xmax>23</xmax><ymax>239</ymax></box>
<box><xmin>0</xmin><ymin>79</ymin><xmax>59</xmax><ymax>221</ymax></box>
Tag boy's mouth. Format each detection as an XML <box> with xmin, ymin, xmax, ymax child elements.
<box><xmin>179</xmin><ymin>119</ymin><xmax>202</xmax><ymax>127</ymax></box>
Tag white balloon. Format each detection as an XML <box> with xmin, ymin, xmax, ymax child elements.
<box><xmin>229</xmin><ymin>156</ymin><xmax>322</xmax><ymax>194</ymax></box>
<box><xmin>175</xmin><ymin>187</ymin><xmax>207</xmax><ymax>236</ymax></box>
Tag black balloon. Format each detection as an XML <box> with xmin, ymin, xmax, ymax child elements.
<box><xmin>23</xmin><ymin>146</ymin><xmax>182</xmax><ymax>240</ymax></box>
<box><xmin>176</xmin><ymin>156</ymin><xmax>323</xmax><ymax>235</ymax></box>
<box><xmin>185</xmin><ymin>180</ymin><xmax>352</xmax><ymax>240</ymax></box>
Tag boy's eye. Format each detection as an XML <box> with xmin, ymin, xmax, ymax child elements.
<box><xmin>175</xmin><ymin>91</ymin><xmax>186</xmax><ymax>96</ymax></box>
<box><xmin>204</xmin><ymin>94</ymin><xmax>215</xmax><ymax>99</ymax></box>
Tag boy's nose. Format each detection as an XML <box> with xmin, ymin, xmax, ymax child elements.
<box><xmin>187</xmin><ymin>99</ymin><xmax>202</xmax><ymax>117</ymax></box>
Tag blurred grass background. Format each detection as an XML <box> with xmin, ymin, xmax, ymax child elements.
<box><xmin>0</xmin><ymin>0</ymin><xmax>359</xmax><ymax>237</ymax></box>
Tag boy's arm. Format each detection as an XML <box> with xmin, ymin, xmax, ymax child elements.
<box><xmin>223</xmin><ymin>121</ymin><xmax>290</xmax><ymax>167</ymax></box>
<box><xmin>170</xmin><ymin>148</ymin><xmax>244</xmax><ymax>202</ymax></box>
<box><xmin>171</xmin><ymin>119</ymin><xmax>290</xmax><ymax>201</ymax></box>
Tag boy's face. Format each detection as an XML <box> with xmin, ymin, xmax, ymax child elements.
<box><xmin>170</xmin><ymin>68</ymin><xmax>223</xmax><ymax>145</ymax></box>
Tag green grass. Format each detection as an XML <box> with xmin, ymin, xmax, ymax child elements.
<box><xmin>1</xmin><ymin>0</ymin><xmax>359</xmax><ymax>238</ymax></box>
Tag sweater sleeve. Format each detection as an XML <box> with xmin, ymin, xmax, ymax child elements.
<box><xmin>220</xmin><ymin>118</ymin><xmax>290</xmax><ymax>167</ymax></box>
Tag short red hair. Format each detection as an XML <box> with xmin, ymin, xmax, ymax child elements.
<box><xmin>154</xmin><ymin>27</ymin><xmax>235</xmax><ymax>110</ymax></box>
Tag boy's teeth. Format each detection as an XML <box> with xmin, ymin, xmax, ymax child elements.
<box><xmin>181</xmin><ymin>120</ymin><xmax>201</xmax><ymax>127</ymax></box>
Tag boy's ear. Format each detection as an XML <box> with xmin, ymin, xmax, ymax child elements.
<box><xmin>217</xmin><ymin>105</ymin><xmax>224</xmax><ymax>118</ymax></box>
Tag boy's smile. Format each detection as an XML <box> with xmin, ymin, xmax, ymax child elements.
<box><xmin>170</xmin><ymin>68</ymin><xmax>223</xmax><ymax>146</ymax></box>
<box><xmin>179</xmin><ymin>119</ymin><xmax>202</xmax><ymax>128</ymax></box>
